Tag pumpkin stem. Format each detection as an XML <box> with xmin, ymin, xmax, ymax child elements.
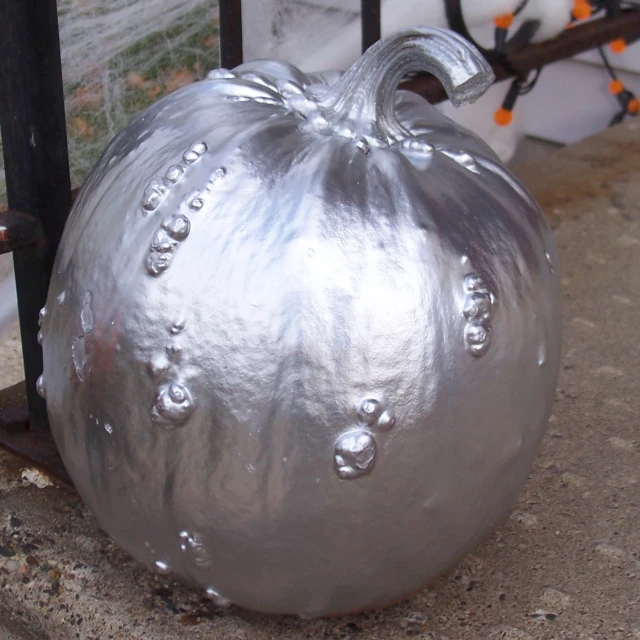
<box><xmin>314</xmin><ymin>27</ymin><xmax>494</xmax><ymax>146</ymax></box>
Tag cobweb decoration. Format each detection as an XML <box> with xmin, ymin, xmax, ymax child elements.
<box><xmin>0</xmin><ymin>0</ymin><xmax>220</xmax><ymax>204</ymax></box>
<box><xmin>241</xmin><ymin>0</ymin><xmax>361</xmax><ymax>70</ymax></box>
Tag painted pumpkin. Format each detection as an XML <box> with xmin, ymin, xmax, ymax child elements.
<box><xmin>39</xmin><ymin>27</ymin><xmax>561</xmax><ymax>617</ymax></box>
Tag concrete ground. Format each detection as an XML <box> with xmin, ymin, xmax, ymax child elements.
<box><xmin>0</xmin><ymin>121</ymin><xmax>639</xmax><ymax>639</ymax></box>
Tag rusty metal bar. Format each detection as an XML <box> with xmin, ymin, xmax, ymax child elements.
<box><xmin>0</xmin><ymin>0</ymin><xmax>73</xmax><ymax>432</ymax></box>
<box><xmin>402</xmin><ymin>9</ymin><xmax>640</xmax><ymax>103</ymax></box>
<box><xmin>0</xmin><ymin>210</ymin><xmax>43</xmax><ymax>255</ymax></box>
<box><xmin>361</xmin><ymin>0</ymin><xmax>381</xmax><ymax>53</ymax></box>
<box><xmin>0</xmin><ymin>190</ymin><xmax>79</xmax><ymax>255</ymax></box>
<box><xmin>0</xmin><ymin>382</ymin><xmax>71</xmax><ymax>485</ymax></box>
<box><xmin>219</xmin><ymin>0</ymin><xmax>243</xmax><ymax>68</ymax></box>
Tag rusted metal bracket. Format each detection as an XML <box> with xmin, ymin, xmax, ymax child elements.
<box><xmin>0</xmin><ymin>382</ymin><xmax>71</xmax><ymax>485</ymax></box>
<box><xmin>0</xmin><ymin>189</ymin><xmax>79</xmax><ymax>256</ymax></box>
<box><xmin>0</xmin><ymin>195</ymin><xmax>78</xmax><ymax>483</ymax></box>
<box><xmin>0</xmin><ymin>209</ymin><xmax>43</xmax><ymax>255</ymax></box>
<box><xmin>402</xmin><ymin>9</ymin><xmax>640</xmax><ymax>103</ymax></box>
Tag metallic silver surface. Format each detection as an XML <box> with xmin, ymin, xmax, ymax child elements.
<box><xmin>40</xmin><ymin>27</ymin><xmax>561</xmax><ymax>618</ymax></box>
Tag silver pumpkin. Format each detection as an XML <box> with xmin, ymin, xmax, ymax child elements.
<box><xmin>39</xmin><ymin>27</ymin><xmax>561</xmax><ymax>617</ymax></box>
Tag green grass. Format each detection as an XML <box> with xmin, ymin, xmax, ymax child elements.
<box><xmin>116</xmin><ymin>5</ymin><xmax>219</xmax><ymax>82</ymax></box>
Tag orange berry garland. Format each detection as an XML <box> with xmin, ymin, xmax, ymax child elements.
<box><xmin>610</xmin><ymin>39</ymin><xmax>627</xmax><ymax>54</ymax></box>
<box><xmin>493</xmin><ymin>13</ymin><xmax>514</xmax><ymax>30</ymax></box>
<box><xmin>494</xmin><ymin>107</ymin><xmax>514</xmax><ymax>127</ymax></box>
<box><xmin>572</xmin><ymin>0</ymin><xmax>592</xmax><ymax>20</ymax></box>
<box><xmin>609</xmin><ymin>79</ymin><xmax>624</xmax><ymax>95</ymax></box>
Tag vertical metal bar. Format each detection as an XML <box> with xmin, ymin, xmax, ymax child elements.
<box><xmin>444</xmin><ymin>0</ymin><xmax>476</xmax><ymax>47</ymax></box>
<box><xmin>602</xmin><ymin>0</ymin><xmax>622</xmax><ymax>19</ymax></box>
<box><xmin>361</xmin><ymin>0</ymin><xmax>381</xmax><ymax>53</ymax></box>
<box><xmin>219</xmin><ymin>0</ymin><xmax>244</xmax><ymax>69</ymax></box>
<box><xmin>0</xmin><ymin>0</ymin><xmax>72</xmax><ymax>431</ymax></box>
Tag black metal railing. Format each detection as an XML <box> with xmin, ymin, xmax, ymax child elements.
<box><xmin>1</xmin><ymin>0</ymin><xmax>640</xmax><ymax>480</ymax></box>
<box><xmin>361</xmin><ymin>0</ymin><xmax>382</xmax><ymax>52</ymax></box>
<box><xmin>219</xmin><ymin>0</ymin><xmax>244</xmax><ymax>68</ymax></box>
<box><xmin>0</xmin><ymin>0</ymin><xmax>72</xmax><ymax>434</ymax></box>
